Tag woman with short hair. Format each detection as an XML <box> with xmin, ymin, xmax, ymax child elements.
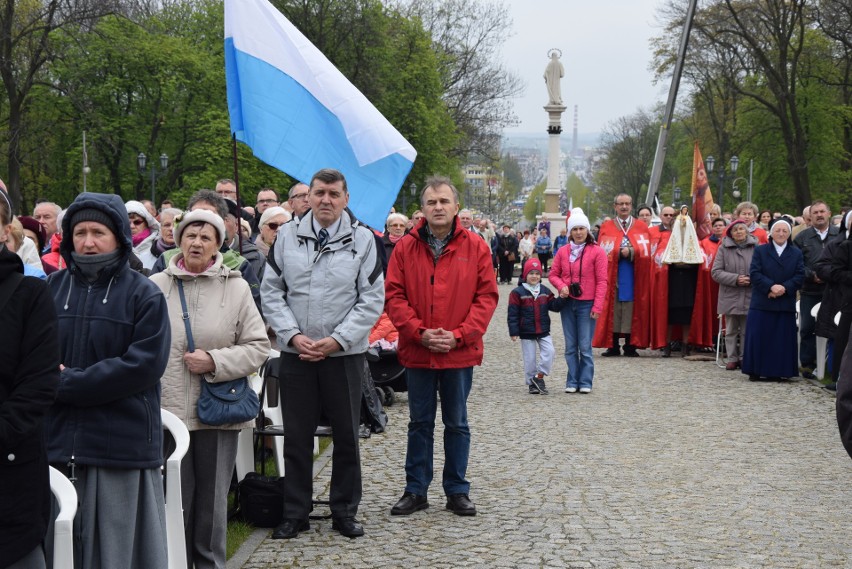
<box><xmin>150</xmin><ymin>207</ymin><xmax>182</xmax><ymax>258</ymax></box>
<box><xmin>734</xmin><ymin>201</ymin><xmax>768</xmax><ymax>244</ymax></box>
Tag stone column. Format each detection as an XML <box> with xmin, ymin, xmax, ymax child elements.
<box><xmin>539</xmin><ymin>103</ymin><xmax>567</xmax><ymax>234</ymax></box>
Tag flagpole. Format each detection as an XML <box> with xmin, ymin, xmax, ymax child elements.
<box><xmin>231</xmin><ymin>133</ymin><xmax>243</xmax><ymax>252</ymax></box>
<box><xmin>644</xmin><ymin>0</ymin><xmax>698</xmax><ymax>208</ymax></box>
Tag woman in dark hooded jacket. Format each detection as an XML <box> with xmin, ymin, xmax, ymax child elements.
<box><xmin>45</xmin><ymin>192</ymin><xmax>171</xmax><ymax>569</ymax></box>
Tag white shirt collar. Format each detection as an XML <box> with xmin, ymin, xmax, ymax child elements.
<box><xmin>312</xmin><ymin>216</ymin><xmax>342</xmax><ymax>241</ymax></box>
<box><xmin>773</xmin><ymin>240</ymin><xmax>787</xmax><ymax>256</ymax></box>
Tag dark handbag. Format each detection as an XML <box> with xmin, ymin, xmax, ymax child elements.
<box><xmin>176</xmin><ymin>279</ymin><xmax>260</xmax><ymax>426</ymax></box>
<box><xmin>237</xmin><ymin>472</ymin><xmax>285</xmax><ymax>527</ymax></box>
<box><xmin>507</xmin><ymin>252</ymin><xmax>517</xmax><ymax>262</ymax></box>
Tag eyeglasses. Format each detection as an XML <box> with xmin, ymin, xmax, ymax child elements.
<box><xmin>257</xmin><ymin>199</ymin><xmax>278</xmax><ymax>205</ymax></box>
<box><xmin>289</xmin><ymin>193</ymin><xmax>309</xmax><ymax>201</ymax></box>
<box><xmin>661</xmin><ymin>214</ymin><xmax>674</xmax><ymax>218</ymax></box>
<box><xmin>130</xmin><ymin>218</ymin><xmax>146</xmax><ymax>226</ymax></box>
<box><xmin>615</xmin><ymin>202</ymin><xmax>632</xmax><ymax>206</ymax></box>
<box><xmin>266</xmin><ymin>222</ymin><xmax>281</xmax><ymax>231</ymax></box>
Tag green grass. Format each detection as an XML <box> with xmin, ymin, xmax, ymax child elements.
<box><xmin>226</xmin><ymin>438</ymin><xmax>333</xmax><ymax>559</ymax></box>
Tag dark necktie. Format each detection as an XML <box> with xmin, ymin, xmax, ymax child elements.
<box><xmin>318</xmin><ymin>228</ymin><xmax>329</xmax><ymax>248</ymax></box>
<box><xmin>622</xmin><ymin>219</ymin><xmax>628</xmax><ymax>230</ymax></box>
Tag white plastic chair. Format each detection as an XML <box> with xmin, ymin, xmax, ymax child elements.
<box><xmin>161</xmin><ymin>409</ymin><xmax>189</xmax><ymax>569</ymax></box>
<box><xmin>810</xmin><ymin>302</ymin><xmax>827</xmax><ymax>379</ymax></box>
<box><xmin>48</xmin><ymin>466</ymin><xmax>77</xmax><ymax>569</ymax></box>
<box><xmin>235</xmin><ymin>368</ymin><xmax>265</xmax><ymax>481</ymax></box>
<box><xmin>715</xmin><ymin>314</ymin><xmax>727</xmax><ymax>368</ymax></box>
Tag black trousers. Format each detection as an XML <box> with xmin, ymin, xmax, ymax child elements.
<box><xmin>498</xmin><ymin>256</ymin><xmax>515</xmax><ymax>282</ymax></box>
<box><xmin>280</xmin><ymin>352</ymin><xmax>363</xmax><ymax>519</ymax></box>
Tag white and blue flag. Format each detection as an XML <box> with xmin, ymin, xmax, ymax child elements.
<box><xmin>224</xmin><ymin>0</ymin><xmax>417</xmax><ymax>230</ymax></box>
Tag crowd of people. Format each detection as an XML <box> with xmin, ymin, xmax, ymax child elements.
<box><xmin>4</xmin><ymin>169</ymin><xmax>852</xmax><ymax>568</ymax></box>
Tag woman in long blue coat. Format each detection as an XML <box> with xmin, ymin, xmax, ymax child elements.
<box><xmin>742</xmin><ymin>218</ymin><xmax>805</xmax><ymax>380</ymax></box>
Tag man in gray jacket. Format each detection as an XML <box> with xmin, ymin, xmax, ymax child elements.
<box><xmin>261</xmin><ymin>168</ymin><xmax>384</xmax><ymax>540</ymax></box>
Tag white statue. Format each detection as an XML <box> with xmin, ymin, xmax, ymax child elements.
<box><xmin>662</xmin><ymin>205</ymin><xmax>704</xmax><ymax>265</ymax></box>
<box><xmin>544</xmin><ymin>50</ymin><xmax>564</xmax><ymax>105</ymax></box>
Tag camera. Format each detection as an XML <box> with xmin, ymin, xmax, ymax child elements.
<box><xmin>569</xmin><ymin>282</ymin><xmax>583</xmax><ymax>297</ymax></box>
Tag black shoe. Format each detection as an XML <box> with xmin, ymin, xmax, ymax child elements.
<box><xmin>332</xmin><ymin>517</ymin><xmax>364</xmax><ymax>538</ymax></box>
<box><xmin>446</xmin><ymin>493</ymin><xmax>477</xmax><ymax>516</ymax></box>
<box><xmin>601</xmin><ymin>347</ymin><xmax>621</xmax><ymax>357</ymax></box>
<box><xmin>623</xmin><ymin>346</ymin><xmax>640</xmax><ymax>357</ymax></box>
<box><xmin>530</xmin><ymin>374</ymin><xmax>548</xmax><ymax>395</ymax></box>
<box><xmin>825</xmin><ymin>382</ymin><xmax>837</xmax><ymax>392</ymax></box>
<box><xmin>528</xmin><ymin>384</ymin><xmax>540</xmax><ymax>395</ymax></box>
<box><xmin>748</xmin><ymin>374</ymin><xmax>760</xmax><ymax>382</ymax></box>
<box><xmin>391</xmin><ymin>492</ymin><xmax>429</xmax><ymax>515</ymax></box>
<box><xmin>801</xmin><ymin>371</ymin><xmax>816</xmax><ymax>380</ymax></box>
<box><xmin>271</xmin><ymin>518</ymin><xmax>309</xmax><ymax>539</ymax></box>
<box><xmin>661</xmin><ymin>345</ymin><xmax>671</xmax><ymax>358</ymax></box>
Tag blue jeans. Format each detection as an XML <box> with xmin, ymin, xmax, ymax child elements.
<box><xmin>404</xmin><ymin>367</ymin><xmax>473</xmax><ymax>497</ymax></box>
<box><xmin>561</xmin><ymin>299</ymin><xmax>596</xmax><ymax>389</ymax></box>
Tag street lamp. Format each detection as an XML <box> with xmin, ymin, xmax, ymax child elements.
<box><xmin>137</xmin><ymin>152</ymin><xmax>168</xmax><ymax>204</ymax></box>
<box><xmin>402</xmin><ymin>182</ymin><xmax>417</xmax><ymax>214</ymax></box>
<box><xmin>730</xmin><ymin>157</ymin><xmax>754</xmax><ymax>203</ymax></box>
<box><xmin>673</xmin><ymin>187</ymin><xmax>682</xmax><ymax>207</ymax></box>
<box><xmin>704</xmin><ymin>155</ymin><xmax>739</xmax><ymax>214</ymax></box>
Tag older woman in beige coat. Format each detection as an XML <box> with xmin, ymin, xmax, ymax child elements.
<box><xmin>711</xmin><ymin>219</ymin><xmax>759</xmax><ymax>370</ymax></box>
<box><xmin>150</xmin><ymin>209</ymin><xmax>268</xmax><ymax>569</ymax></box>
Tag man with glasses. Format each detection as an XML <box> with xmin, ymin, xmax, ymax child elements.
<box><xmin>287</xmin><ymin>183</ymin><xmax>311</xmax><ymax>219</ymax></box>
<box><xmin>252</xmin><ymin>188</ymin><xmax>280</xmax><ymax>238</ymax></box>
<box><xmin>592</xmin><ymin>193</ymin><xmax>652</xmax><ymax>357</ymax></box>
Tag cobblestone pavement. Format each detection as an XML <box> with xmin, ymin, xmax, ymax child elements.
<box><xmin>236</xmin><ymin>284</ymin><xmax>852</xmax><ymax>568</ymax></box>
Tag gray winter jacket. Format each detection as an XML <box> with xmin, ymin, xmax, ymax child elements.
<box><xmin>711</xmin><ymin>234</ymin><xmax>758</xmax><ymax>315</ymax></box>
<box><xmin>261</xmin><ymin>210</ymin><xmax>384</xmax><ymax>355</ymax></box>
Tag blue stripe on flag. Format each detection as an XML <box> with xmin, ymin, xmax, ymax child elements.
<box><xmin>225</xmin><ymin>38</ymin><xmax>413</xmax><ymax>231</ymax></box>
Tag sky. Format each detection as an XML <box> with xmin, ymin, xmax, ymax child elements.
<box><xmin>501</xmin><ymin>0</ymin><xmax>669</xmax><ymax>138</ymax></box>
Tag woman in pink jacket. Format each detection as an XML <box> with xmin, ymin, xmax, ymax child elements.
<box><xmin>549</xmin><ymin>209</ymin><xmax>609</xmax><ymax>393</ymax></box>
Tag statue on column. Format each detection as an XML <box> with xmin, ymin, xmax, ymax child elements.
<box><xmin>544</xmin><ymin>49</ymin><xmax>564</xmax><ymax>106</ymax></box>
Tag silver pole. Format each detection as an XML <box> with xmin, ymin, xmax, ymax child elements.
<box><xmin>747</xmin><ymin>159</ymin><xmax>753</xmax><ymax>203</ymax></box>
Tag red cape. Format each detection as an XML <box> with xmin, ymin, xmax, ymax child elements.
<box><xmin>648</xmin><ymin>226</ymin><xmax>672</xmax><ymax>349</ymax></box>
<box><xmin>593</xmin><ymin>218</ymin><xmax>652</xmax><ymax>348</ymax></box>
<box><xmin>646</xmin><ymin>227</ymin><xmax>716</xmax><ymax>349</ymax></box>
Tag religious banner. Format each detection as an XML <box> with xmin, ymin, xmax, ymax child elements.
<box><xmin>691</xmin><ymin>142</ymin><xmax>714</xmax><ymax>240</ymax></box>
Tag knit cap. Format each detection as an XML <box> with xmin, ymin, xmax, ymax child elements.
<box><xmin>566</xmin><ymin>208</ymin><xmax>590</xmax><ymax>232</ymax></box>
<box><xmin>69</xmin><ymin>207</ymin><xmax>118</xmax><ymax>238</ymax></box>
<box><xmin>522</xmin><ymin>257</ymin><xmax>542</xmax><ymax>281</ymax></box>
<box><xmin>174</xmin><ymin>209</ymin><xmax>227</xmax><ymax>248</ymax></box>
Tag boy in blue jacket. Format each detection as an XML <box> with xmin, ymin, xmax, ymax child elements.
<box><xmin>508</xmin><ymin>258</ymin><xmax>563</xmax><ymax>394</ymax></box>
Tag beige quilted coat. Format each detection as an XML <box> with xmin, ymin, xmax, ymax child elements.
<box><xmin>150</xmin><ymin>252</ymin><xmax>269</xmax><ymax>431</ymax></box>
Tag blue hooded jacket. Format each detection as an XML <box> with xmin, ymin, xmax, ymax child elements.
<box><xmin>45</xmin><ymin>193</ymin><xmax>171</xmax><ymax>469</ymax></box>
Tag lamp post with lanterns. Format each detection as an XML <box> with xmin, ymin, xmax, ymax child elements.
<box><xmin>704</xmin><ymin>154</ymin><xmax>739</xmax><ymax>215</ymax></box>
<box><xmin>137</xmin><ymin>152</ymin><xmax>168</xmax><ymax>204</ymax></box>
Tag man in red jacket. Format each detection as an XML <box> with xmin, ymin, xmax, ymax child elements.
<box><xmin>385</xmin><ymin>176</ymin><xmax>498</xmax><ymax>518</ymax></box>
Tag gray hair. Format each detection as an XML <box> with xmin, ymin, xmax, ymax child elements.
<box><xmin>421</xmin><ymin>176</ymin><xmax>459</xmax><ymax>205</ymax></box>
<box><xmin>386</xmin><ymin>212</ymin><xmax>408</xmax><ymax>227</ymax></box>
<box><xmin>187</xmin><ymin>189</ymin><xmax>228</xmax><ymax>219</ymax></box>
<box><xmin>734</xmin><ymin>201</ymin><xmax>759</xmax><ymax>217</ymax></box>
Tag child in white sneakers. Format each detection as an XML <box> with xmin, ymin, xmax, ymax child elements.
<box><xmin>508</xmin><ymin>258</ymin><xmax>563</xmax><ymax>394</ymax></box>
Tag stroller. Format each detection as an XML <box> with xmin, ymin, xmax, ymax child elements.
<box><xmin>367</xmin><ymin>348</ymin><xmax>407</xmax><ymax>407</ymax></box>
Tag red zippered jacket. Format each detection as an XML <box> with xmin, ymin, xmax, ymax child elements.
<box><xmin>385</xmin><ymin>218</ymin><xmax>498</xmax><ymax>369</ymax></box>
